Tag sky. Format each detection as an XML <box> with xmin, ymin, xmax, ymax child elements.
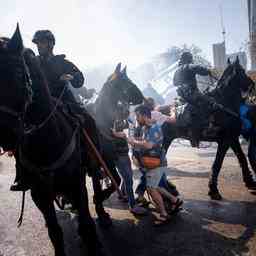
<box><xmin>0</xmin><ymin>0</ymin><xmax>249</xmax><ymax>69</ymax></box>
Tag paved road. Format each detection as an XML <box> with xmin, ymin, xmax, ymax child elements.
<box><xmin>0</xmin><ymin>142</ymin><xmax>256</xmax><ymax>256</ymax></box>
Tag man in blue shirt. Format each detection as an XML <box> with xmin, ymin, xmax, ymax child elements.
<box><xmin>128</xmin><ymin>105</ymin><xmax>181</xmax><ymax>225</ymax></box>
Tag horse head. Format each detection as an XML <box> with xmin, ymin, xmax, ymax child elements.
<box><xmin>218</xmin><ymin>58</ymin><xmax>254</xmax><ymax>94</ymax></box>
<box><xmin>0</xmin><ymin>25</ymin><xmax>34</xmax><ymax>132</ymax></box>
<box><xmin>95</xmin><ymin>63</ymin><xmax>144</xmax><ymax>129</ymax></box>
<box><xmin>104</xmin><ymin>63</ymin><xmax>144</xmax><ymax>105</ymax></box>
<box><xmin>216</xmin><ymin>58</ymin><xmax>254</xmax><ymax>111</ymax></box>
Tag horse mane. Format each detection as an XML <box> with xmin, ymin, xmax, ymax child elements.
<box><xmin>23</xmin><ymin>49</ymin><xmax>54</xmax><ymax>109</ymax></box>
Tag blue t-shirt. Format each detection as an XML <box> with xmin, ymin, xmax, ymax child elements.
<box><xmin>143</xmin><ymin>123</ymin><xmax>163</xmax><ymax>145</ymax></box>
<box><xmin>240</xmin><ymin>104</ymin><xmax>252</xmax><ymax>135</ymax></box>
<box><xmin>142</xmin><ymin>123</ymin><xmax>164</xmax><ymax>158</ymax></box>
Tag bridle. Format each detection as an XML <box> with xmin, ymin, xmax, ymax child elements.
<box><xmin>216</xmin><ymin>65</ymin><xmax>237</xmax><ymax>91</ymax></box>
<box><xmin>0</xmin><ymin>53</ymin><xmax>33</xmax><ymax>121</ymax></box>
<box><xmin>0</xmin><ymin>52</ymin><xmax>68</xmax><ymax>135</ymax></box>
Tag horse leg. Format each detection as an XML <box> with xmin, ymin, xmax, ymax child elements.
<box><xmin>31</xmin><ymin>189</ymin><xmax>66</xmax><ymax>256</ymax></box>
<box><xmin>231</xmin><ymin>138</ymin><xmax>256</xmax><ymax>189</ymax></box>
<box><xmin>208</xmin><ymin>141</ymin><xmax>230</xmax><ymax>200</ymax></box>
<box><xmin>100</xmin><ymin>161</ymin><xmax>121</xmax><ymax>202</ymax></box>
<box><xmin>94</xmin><ymin>162</ymin><xmax>121</xmax><ymax>228</ymax></box>
<box><xmin>71</xmin><ymin>175</ymin><xmax>104</xmax><ymax>256</ymax></box>
<box><xmin>162</xmin><ymin>122</ymin><xmax>175</xmax><ymax>153</ymax></box>
<box><xmin>92</xmin><ymin>173</ymin><xmax>113</xmax><ymax>228</ymax></box>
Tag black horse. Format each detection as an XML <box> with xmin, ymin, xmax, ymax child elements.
<box><xmin>0</xmin><ymin>26</ymin><xmax>106</xmax><ymax>256</ymax></box>
<box><xmin>86</xmin><ymin>63</ymin><xmax>144</xmax><ymax>226</ymax></box>
<box><xmin>162</xmin><ymin>58</ymin><xmax>256</xmax><ymax>200</ymax></box>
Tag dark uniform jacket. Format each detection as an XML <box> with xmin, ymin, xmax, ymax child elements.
<box><xmin>37</xmin><ymin>54</ymin><xmax>84</xmax><ymax>103</ymax></box>
<box><xmin>173</xmin><ymin>64</ymin><xmax>210</xmax><ymax>104</ymax></box>
<box><xmin>173</xmin><ymin>64</ymin><xmax>210</xmax><ymax>90</ymax></box>
<box><xmin>112</xmin><ymin>119</ymin><xmax>129</xmax><ymax>156</ymax></box>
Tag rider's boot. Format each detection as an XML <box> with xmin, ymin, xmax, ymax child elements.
<box><xmin>10</xmin><ymin>179</ymin><xmax>30</xmax><ymax>191</ymax></box>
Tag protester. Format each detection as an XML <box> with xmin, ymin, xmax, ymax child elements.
<box><xmin>133</xmin><ymin>98</ymin><xmax>179</xmax><ymax>205</ymax></box>
<box><xmin>111</xmin><ymin>104</ymin><xmax>147</xmax><ymax>215</ymax></box>
<box><xmin>143</xmin><ymin>97</ymin><xmax>175</xmax><ymax>126</ymax></box>
<box><xmin>128</xmin><ymin>105</ymin><xmax>182</xmax><ymax>225</ymax></box>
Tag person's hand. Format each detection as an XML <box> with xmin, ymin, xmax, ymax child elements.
<box><xmin>111</xmin><ymin>129</ymin><xmax>127</xmax><ymax>139</ymax></box>
<box><xmin>59</xmin><ymin>74</ymin><xmax>74</xmax><ymax>81</ymax></box>
<box><xmin>7</xmin><ymin>151</ymin><xmax>14</xmax><ymax>157</ymax></box>
<box><xmin>127</xmin><ymin>137</ymin><xmax>135</xmax><ymax>146</ymax></box>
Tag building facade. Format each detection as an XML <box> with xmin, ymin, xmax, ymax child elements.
<box><xmin>248</xmin><ymin>0</ymin><xmax>256</xmax><ymax>70</ymax></box>
<box><xmin>212</xmin><ymin>41</ymin><xmax>226</xmax><ymax>70</ymax></box>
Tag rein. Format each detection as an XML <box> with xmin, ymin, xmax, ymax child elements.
<box><xmin>16</xmin><ymin>122</ymin><xmax>80</xmax><ymax>227</ymax></box>
<box><xmin>23</xmin><ymin>82</ymin><xmax>68</xmax><ymax>135</ymax></box>
<box><xmin>0</xmin><ymin>83</ymin><xmax>67</xmax><ymax>135</ymax></box>
<box><xmin>19</xmin><ymin>123</ymin><xmax>79</xmax><ymax>172</ymax></box>
<box><xmin>0</xmin><ymin>106</ymin><xmax>20</xmax><ymax>118</ymax></box>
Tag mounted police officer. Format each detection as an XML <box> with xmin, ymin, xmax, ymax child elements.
<box><xmin>173</xmin><ymin>51</ymin><xmax>220</xmax><ymax>147</ymax></box>
<box><xmin>32</xmin><ymin>30</ymin><xmax>86</xmax><ymax>102</ymax></box>
<box><xmin>10</xmin><ymin>30</ymin><xmax>99</xmax><ymax>191</ymax></box>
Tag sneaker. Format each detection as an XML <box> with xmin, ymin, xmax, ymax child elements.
<box><xmin>190</xmin><ymin>138</ymin><xmax>199</xmax><ymax>148</ymax></box>
<box><xmin>130</xmin><ymin>205</ymin><xmax>148</xmax><ymax>215</ymax></box>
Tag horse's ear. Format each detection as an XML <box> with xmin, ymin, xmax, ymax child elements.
<box><xmin>114</xmin><ymin>63</ymin><xmax>122</xmax><ymax>74</ymax></box>
<box><xmin>227</xmin><ymin>58</ymin><xmax>231</xmax><ymax>65</ymax></box>
<box><xmin>7</xmin><ymin>23</ymin><xmax>23</xmax><ymax>53</ymax></box>
<box><xmin>121</xmin><ymin>66</ymin><xmax>127</xmax><ymax>76</ymax></box>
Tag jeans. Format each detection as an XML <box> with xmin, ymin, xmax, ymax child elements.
<box><xmin>135</xmin><ymin>169</ymin><xmax>168</xmax><ymax>196</ymax></box>
<box><xmin>135</xmin><ymin>169</ymin><xmax>147</xmax><ymax>196</ymax></box>
<box><xmin>115</xmin><ymin>155</ymin><xmax>136</xmax><ymax>208</ymax></box>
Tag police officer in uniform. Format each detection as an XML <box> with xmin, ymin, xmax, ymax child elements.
<box><xmin>10</xmin><ymin>30</ymin><xmax>99</xmax><ymax>191</ymax></box>
<box><xmin>173</xmin><ymin>51</ymin><xmax>220</xmax><ymax>147</ymax></box>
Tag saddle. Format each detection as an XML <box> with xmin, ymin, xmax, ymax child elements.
<box><xmin>170</xmin><ymin>102</ymin><xmax>221</xmax><ymax>139</ymax></box>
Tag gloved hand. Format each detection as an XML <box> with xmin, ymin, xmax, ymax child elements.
<box><xmin>212</xmin><ymin>102</ymin><xmax>223</xmax><ymax>111</ymax></box>
<box><xmin>208</xmin><ymin>97</ymin><xmax>223</xmax><ymax>110</ymax></box>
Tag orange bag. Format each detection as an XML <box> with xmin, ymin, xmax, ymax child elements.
<box><xmin>141</xmin><ymin>156</ymin><xmax>161</xmax><ymax>169</ymax></box>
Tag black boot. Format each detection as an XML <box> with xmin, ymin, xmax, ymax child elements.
<box><xmin>10</xmin><ymin>180</ymin><xmax>30</xmax><ymax>191</ymax></box>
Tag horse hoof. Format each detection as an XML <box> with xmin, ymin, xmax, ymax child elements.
<box><xmin>208</xmin><ymin>190</ymin><xmax>222</xmax><ymax>200</ymax></box>
<box><xmin>55</xmin><ymin>250</ymin><xmax>67</xmax><ymax>256</ymax></box>
<box><xmin>245</xmin><ymin>182</ymin><xmax>256</xmax><ymax>190</ymax></box>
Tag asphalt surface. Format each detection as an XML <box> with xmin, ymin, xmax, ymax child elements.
<box><xmin>1</xmin><ymin>141</ymin><xmax>256</xmax><ymax>256</ymax></box>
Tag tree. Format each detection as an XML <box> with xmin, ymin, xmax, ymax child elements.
<box><xmin>167</xmin><ymin>44</ymin><xmax>211</xmax><ymax>67</ymax></box>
